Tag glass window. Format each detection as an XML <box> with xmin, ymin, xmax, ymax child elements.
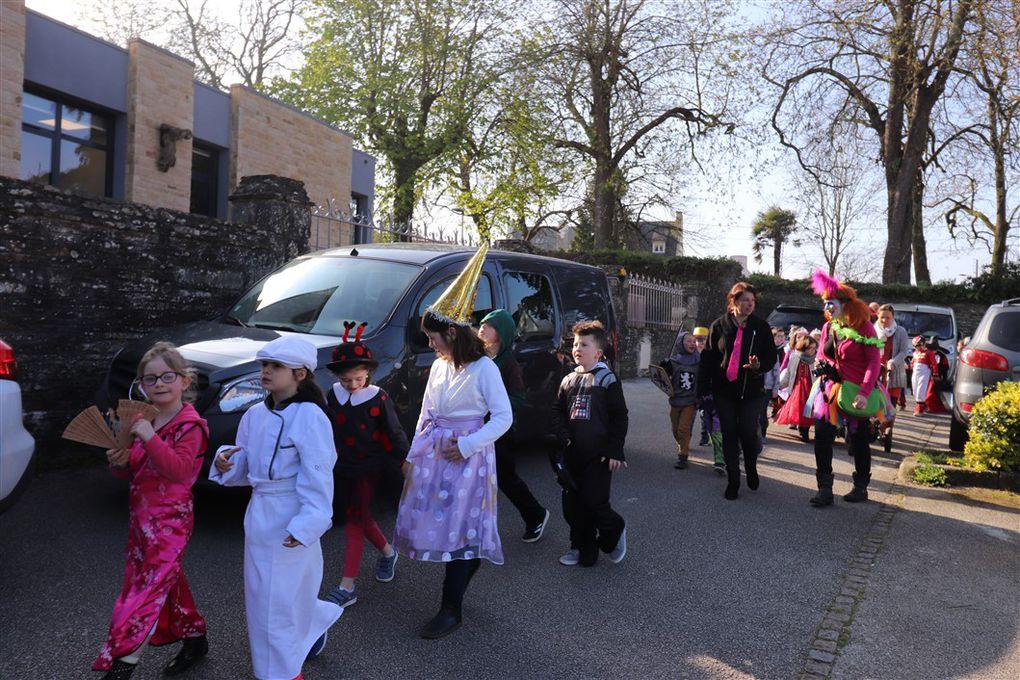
<box><xmin>504</xmin><ymin>271</ymin><xmax>555</xmax><ymax>342</ymax></box>
<box><xmin>58</xmin><ymin>140</ymin><xmax>107</xmax><ymax>195</ymax></box>
<box><xmin>19</xmin><ymin>90</ymin><xmax>111</xmax><ymax>197</ymax></box>
<box><xmin>227</xmin><ymin>256</ymin><xmax>421</xmax><ymax>336</ymax></box>
<box><xmin>987</xmin><ymin>311</ymin><xmax>1020</xmax><ymax>352</ymax></box>
<box><xmin>556</xmin><ymin>268</ymin><xmax>611</xmax><ymax>331</ymax></box>
<box><xmin>190</xmin><ymin>143</ymin><xmax>219</xmax><ymax>218</ymax></box>
<box><xmin>895</xmin><ymin>311</ymin><xmax>954</xmax><ymax>340</ymax></box>
<box><xmin>19</xmin><ymin>131</ymin><xmax>52</xmax><ymax>183</ymax></box>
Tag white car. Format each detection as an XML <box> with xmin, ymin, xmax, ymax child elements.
<box><xmin>0</xmin><ymin>339</ymin><xmax>35</xmax><ymax>512</ymax></box>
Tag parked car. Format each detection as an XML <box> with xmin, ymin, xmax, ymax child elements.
<box><xmin>949</xmin><ymin>298</ymin><xmax>1020</xmax><ymax>451</ymax></box>
<box><xmin>891</xmin><ymin>303</ymin><xmax>959</xmax><ymax>377</ymax></box>
<box><xmin>766</xmin><ymin>304</ymin><xmax>826</xmax><ymax>333</ymax></box>
<box><xmin>98</xmin><ymin>244</ymin><xmax>618</xmax><ymax>459</ymax></box>
<box><xmin>0</xmin><ymin>339</ymin><xmax>36</xmax><ymax>513</ymax></box>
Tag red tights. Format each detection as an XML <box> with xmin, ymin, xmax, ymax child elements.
<box><xmin>342</xmin><ymin>477</ymin><xmax>388</xmax><ymax>579</ymax></box>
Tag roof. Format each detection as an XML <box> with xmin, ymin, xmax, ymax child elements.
<box><xmin>312</xmin><ymin>243</ymin><xmax>604</xmax><ymax>272</ymax></box>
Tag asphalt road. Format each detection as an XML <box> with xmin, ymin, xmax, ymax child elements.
<box><xmin>1</xmin><ymin>380</ymin><xmax>1017</xmax><ymax>679</ymax></box>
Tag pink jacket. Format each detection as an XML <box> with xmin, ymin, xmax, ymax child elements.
<box><xmin>820</xmin><ymin>321</ymin><xmax>882</xmax><ymax>397</ymax></box>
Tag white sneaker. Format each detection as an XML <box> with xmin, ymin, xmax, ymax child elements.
<box><xmin>558</xmin><ymin>549</ymin><xmax>580</xmax><ymax>566</ymax></box>
<box><xmin>607</xmin><ymin>527</ymin><xmax>627</xmax><ymax>564</ymax></box>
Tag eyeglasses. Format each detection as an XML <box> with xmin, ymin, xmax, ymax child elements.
<box><xmin>139</xmin><ymin>371</ymin><xmax>181</xmax><ymax>387</ymax></box>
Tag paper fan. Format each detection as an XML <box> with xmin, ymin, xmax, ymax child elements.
<box><xmin>62</xmin><ymin>406</ymin><xmax>119</xmax><ymax>449</ymax></box>
<box><xmin>114</xmin><ymin>400</ymin><xmax>159</xmax><ymax>448</ymax></box>
<box><xmin>648</xmin><ymin>364</ymin><xmax>674</xmax><ymax>398</ymax></box>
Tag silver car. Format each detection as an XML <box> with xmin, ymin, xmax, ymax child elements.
<box><xmin>950</xmin><ymin>298</ymin><xmax>1020</xmax><ymax>451</ymax></box>
<box><xmin>0</xmin><ymin>339</ymin><xmax>35</xmax><ymax>512</ymax></box>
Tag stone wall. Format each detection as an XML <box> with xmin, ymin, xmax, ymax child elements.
<box><xmin>0</xmin><ymin>175</ymin><xmax>310</xmax><ymax>462</ymax></box>
<box><xmin>125</xmin><ymin>39</ymin><xmax>194</xmax><ymax>211</ymax></box>
<box><xmin>0</xmin><ymin>0</ymin><xmax>25</xmax><ymax>178</ymax></box>
<box><xmin>231</xmin><ymin>85</ymin><xmax>353</xmax><ymax>213</ymax></box>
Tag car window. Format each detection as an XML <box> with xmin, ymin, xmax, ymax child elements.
<box><xmin>504</xmin><ymin>271</ymin><xmax>556</xmax><ymax>342</ymax></box>
<box><xmin>411</xmin><ymin>274</ymin><xmax>494</xmax><ymax>349</ymax></box>
<box><xmin>767</xmin><ymin>308</ymin><xmax>826</xmax><ymax>332</ymax></box>
<box><xmin>227</xmin><ymin>257</ymin><xmax>421</xmax><ymax>336</ymax></box>
<box><xmin>987</xmin><ymin>311</ymin><xmax>1020</xmax><ymax>352</ymax></box>
<box><xmin>895</xmin><ymin>311</ymin><xmax>954</xmax><ymax>340</ymax></box>
<box><xmin>556</xmin><ymin>268</ymin><xmax>611</xmax><ymax>330</ymax></box>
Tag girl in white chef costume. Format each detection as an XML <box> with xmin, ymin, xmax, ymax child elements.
<box><xmin>210</xmin><ymin>336</ymin><xmax>341</xmax><ymax>680</ymax></box>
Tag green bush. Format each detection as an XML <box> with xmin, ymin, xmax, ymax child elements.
<box><xmin>963</xmin><ymin>381</ymin><xmax>1020</xmax><ymax>473</ymax></box>
<box><xmin>913</xmin><ymin>463</ymin><xmax>949</xmax><ymax>487</ymax></box>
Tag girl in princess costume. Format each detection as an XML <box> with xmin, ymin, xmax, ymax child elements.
<box><xmin>804</xmin><ymin>271</ymin><xmax>894</xmax><ymax>507</ymax></box>
<box><xmin>393</xmin><ymin>244</ymin><xmax>513</xmax><ymax>639</ymax></box>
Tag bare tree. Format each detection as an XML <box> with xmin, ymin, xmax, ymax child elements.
<box><xmin>763</xmin><ymin>0</ymin><xmax>976</xmax><ymax>284</ymax></box>
<box><xmin>78</xmin><ymin>0</ymin><xmax>304</xmax><ymax>89</ymax></box>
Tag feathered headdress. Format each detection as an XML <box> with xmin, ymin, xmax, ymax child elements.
<box><xmin>811</xmin><ymin>268</ymin><xmax>871</xmax><ymax>329</ymax></box>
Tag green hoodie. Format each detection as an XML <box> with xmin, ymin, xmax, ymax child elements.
<box><xmin>480</xmin><ymin>309</ymin><xmax>525</xmax><ymax>414</ymax></box>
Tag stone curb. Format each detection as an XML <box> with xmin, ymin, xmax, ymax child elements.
<box><xmin>798</xmin><ymin>482</ymin><xmax>907</xmax><ymax>679</ymax></box>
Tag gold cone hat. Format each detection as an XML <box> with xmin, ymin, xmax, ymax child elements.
<box><xmin>429</xmin><ymin>243</ymin><xmax>489</xmax><ymax>326</ymax></box>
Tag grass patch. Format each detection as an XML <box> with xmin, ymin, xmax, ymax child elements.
<box><xmin>915</xmin><ymin>448</ymin><xmax>965</xmax><ymax>467</ymax></box>
<box><xmin>913</xmin><ymin>463</ymin><xmax>949</xmax><ymax>487</ymax></box>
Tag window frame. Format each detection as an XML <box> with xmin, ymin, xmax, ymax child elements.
<box><xmin>20</xmin><ymin>87</ymin><xmax>114</xmax><ymax>198</ymax></box>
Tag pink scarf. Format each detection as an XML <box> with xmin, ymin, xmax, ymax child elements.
<box><xmin>726</xmin><ymin>325</ymin><xmax>744</xmax><ymax>382</ymax></box>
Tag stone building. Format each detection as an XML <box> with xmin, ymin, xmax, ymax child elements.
<box><xmin>0</xmin><ymin>0</ymin><xmax>374</xmax><ymax>221</ymax></box>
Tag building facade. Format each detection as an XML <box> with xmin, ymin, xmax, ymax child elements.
<box><xmin>0</xmin><ymin>1</ymin><xmax>374</xmax><ymax>221</ymax></box>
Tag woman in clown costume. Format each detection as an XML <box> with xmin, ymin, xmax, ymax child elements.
<box><xmin>393</xmin><ymin>244</ymin><xmax>512</xmax><ymax>640</ymax></box>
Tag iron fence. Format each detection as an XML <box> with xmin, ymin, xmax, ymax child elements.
<box><xmin>627</xmin><ymin>274</ymin><xmax>686</xmax><ymax>329</ymax></box>
<box><xmin>309</xmin><ymin>201</ymin><xmax>480</xmax><ymax>251</ymax></box>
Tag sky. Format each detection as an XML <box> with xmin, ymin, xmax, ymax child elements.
<box><xmin>25</xmin><ymin>0</ymin><xmax>1017</xmax><ymax>284</ymax></box>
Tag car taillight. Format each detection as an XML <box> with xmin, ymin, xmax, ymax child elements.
<box><xmin>0</xmin><ymin>340</ymin><xmax>17</xmax><ymax>380</ymax></box>
<box><xmin>960</xmin><ymin>402</ymin><xmax>974</xmax><ymax>412</ymax></box>
<box><xmin>960</xmin><ymin>347</ymin><xmax>1009</xmax><ymax>372</ymax></box>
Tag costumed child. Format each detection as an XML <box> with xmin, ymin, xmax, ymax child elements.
<box><xmin>209</xmin><ymin>336</ymin><xmax>341</xmax><ymax>680</ymax></box>
<box><xmin>698</xmin><ymin>395</ymin><xmax>726</xmax><ymax>475</ymax></box>
<box><xmin>919</xmin><ymin>337</ymin><xmax>949</xmax><ymax>414</ymax></box>
<box><xmin>910</xmin><ymin>335</ymin><xmax>936</xmax><ymax>414</ymax></box>
<box><xmin>323</xmin><ymin>322</ymin><xmax>410</xmax><ymax>608</ymax></box>
<box><xmin>760</xmin><ymin>326</ymin><xmax>787</xmax><ymax>439</ymax></box>
<box><xmin>94</xmin><ymin>342</ymin><xmax>210</xmax><ymax>680</ymax></box>
<box><xmin>692</xmin><ymin>326</ymin><xmax>711</xmax><ymax>446</ymax></box>
<box><xmin>392</xmin><ymin>244</ymin><xmax>513</xmax><ymax>640</ymax></box>
<box><xmin>806</xmin><ymin>270</ymin><xmax>891</xmax><ymax>507</ymax></box>
<box><xmin>774</xmin><ymin>335</ymin><xmax>818</xmax><ymax>442</ymax></box>
<box><xmin>666</xmin><ymin>330</ymin><xmax>700</xmax><ymax>470</ymax></box>
<box><xmin>478</xmin><ymin>309</ymin><xmax>550</xmax><ymax>542</ymax></box>
<box><xmin>554</xmin><ymin>320</ymin><xmax>629</xmax><ymax>568</ymax></box>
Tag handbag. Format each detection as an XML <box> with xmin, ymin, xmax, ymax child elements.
<box><xmin>836</xmin><ymin>380</ymin><xmax>884</xmax><ymax>418</ymax></box>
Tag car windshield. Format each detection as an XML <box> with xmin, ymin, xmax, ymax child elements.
<box><xmin>226</xmin><ymin>257</ymin><xmax>421</xmax><ymax>335</ymax></box>
<box><xmin>767</xmin><ymin>308</ymin><xmax>826</xmax><ymax>332</ymax></box>
<box><xmin>895</xmin><ymin>311</ymin><xmax>954</xmax><ymax>340</ymax></box>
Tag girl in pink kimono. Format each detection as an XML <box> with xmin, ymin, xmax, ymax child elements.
<box><xmin>94</xmin><ymin>342</ymin><xmax>209</xmax><ymax>680</ymax></box>
<box><xmin>394</xmin><ymin>308</ymin><xmax>512</xmax><ymax>640</ymax></box>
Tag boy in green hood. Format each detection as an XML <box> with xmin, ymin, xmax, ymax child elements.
<box><xmin>478</xmin><ymin>309</ymin><xmax>551</xmax><ymax>542</ymax></box>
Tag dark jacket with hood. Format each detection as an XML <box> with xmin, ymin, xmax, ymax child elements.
<box><xmin>480</xmin><ymin>309</ymin><xmax>525</xmax><ymax>441</ymax></box>
<box><xmin>668</xmin><ymin>330</ymin><xmax>701</xmax><ymax>408</ymax></box>
<box><xmin>696</xmin><ymin>312</ymin><xmax>778</xmax><ymax>401</ymax></box>
<box><xmin>554</xmin><ymin>361</ymin><xmax>629</xmax><ymax>462</ymax></box>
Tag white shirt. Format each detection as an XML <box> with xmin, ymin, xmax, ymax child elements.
<box><xmin>414</xmin><ymin>355</ymin><xmax>512</xmax><ymax>458</ymax></box>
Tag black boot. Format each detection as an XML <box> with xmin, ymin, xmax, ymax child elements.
<box><xmin>843</xmin><ymin>472</ymin><xmax>871</xmax><ymax>503</ymax></box>
<box><xmin>420</xmin><ymin>605</ymin><xmax>462</xmax><ymax>639</ymax></box>
<box><xmin>724</xmin><ymin>466</ymin><xmax>740</xmax><ymax>500</ymax></box>
<box><xmin>164</xmin><ymin>635</ymin><xmax>208</xmax><ymax>676</ymax></box>
<box><xmin>102</xmin><ymin>660</ymin><xmax>136</xmax><ymax>680</ymax></box>
<box><xmin>809</xmin><ymin>473</ymin><xmax>835</xmax><ymax>507</ymax></box>
<box><xmin>745</xmin><ymin>455</ymin><xmax>760</xmax><ymax>491</ymax></box>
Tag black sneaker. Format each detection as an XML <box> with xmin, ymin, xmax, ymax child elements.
<box><xmin>522</xmin><ymin>508</ymin><xmax>550</xmax><ymax>543</ymax></box>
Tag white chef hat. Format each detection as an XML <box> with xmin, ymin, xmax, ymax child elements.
<box><xmin>256</xmin><ymin>336</ymin><xmax>318</xmax><ymax>372</ymax></box>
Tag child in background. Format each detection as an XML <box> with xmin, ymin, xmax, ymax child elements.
<box><xmin>910</xmin><ymin>335</ymin><xmax>935</xmax><ymax>415</ymax></box>
<box><xmin>94</xmin><ymin>343</ymin><xmax>209</xmax><ymax>680</ymax></box>
<box><xmin>699</xmin><ymin>395</ymin><xmax>726</xmax><ymax>475</ymax></box>
<box><xmin>479</xmin><ymin>309</ymin><xmax>550</xmax><ymax>542</ymax></box>
<box><xmin>760</xmin><ymin>326</ymin><xmax>786</xmax><ymax>442</ymax></box>
<box><xmin>324</xmin><ymin>324</ymin><xmax>410</xmax><ymax>608</ymax></box>
<box><xmin>692</xmin><ymin>326</ymin><xmax>711</xmax><ymax>446</ymax></box>
<box><xmin>210</xmin><ymin>336</ymin><xmax>340</xmax><ymax>680</ymax></box>
<box><xmin>554</xmin><ymin>321</ymin><xmax>629</xmax><ymax>567</ymax></box>
<box><xmin>775</xmin><ymin>335</ymin><xmax>818</xmax><ymax>442</ymax></box>
<box><xmin>667</xmin><ymin>330</ymin><xmax>700</xmax><ymax>470</ymax></box>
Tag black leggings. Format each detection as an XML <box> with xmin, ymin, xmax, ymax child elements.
<box><xmin>442</xmin><ymin>559</ymin><xmax>480</xmax><ymax>610</ymax></box>
<box><xmin>814</xmin><ymin>417</ymin><xmax>871</xmax><ymax>480</ymax></box>
<box><xmin>715</xmin><ymin>393</ymin><xmax>767</xmax><ymax>482</ymax></box>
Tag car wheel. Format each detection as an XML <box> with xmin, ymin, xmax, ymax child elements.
<box><xmin>948</xmin><ymin>411</ymin><xmax>969</xmax><ymax>452</ymax></box>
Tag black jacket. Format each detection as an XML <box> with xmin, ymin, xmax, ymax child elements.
<box><xmin>696</xmin><ymin>313</ymin><xmax>778</xmax><ymax>401</ymax></box>
<box><xmin>554</xmin><ymin>362</ymin><xmax>629</xmax><ymax>461</ymax></box>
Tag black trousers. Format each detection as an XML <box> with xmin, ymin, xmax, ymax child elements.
<box><xmin>814</xmin><ymin>417</ymin><xmax>871</xmax><ymax>482</ymax></box>
<box><xmin>562</xmin><ymin>453</ymin><xmax>625</xmax><ymax>565</ymax></box>
<box><xmin>715</xmin><ymin>393</ymin><xmax>766</xmax><ymax>483</ymax></box>
<box><xmin>495</xmin><ymin>437</ymin><xmax>546</xmax><ymax>526</ymax></box>
<box><xmin>441</xmin><ymin>558</ymin><xmax>480</xmax><ymax>611</ymax></box>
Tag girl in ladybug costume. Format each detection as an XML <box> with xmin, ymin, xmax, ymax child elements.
<box><xmin>324</xmin><ymin>322</ymin><xmax>410</xmax><ymax>608</ymax></box>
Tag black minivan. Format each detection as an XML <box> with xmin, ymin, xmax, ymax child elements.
<box><xmin>98</xmin><ymin>244</ymin><xmax>617</xmax><ymax>457</ymax></box>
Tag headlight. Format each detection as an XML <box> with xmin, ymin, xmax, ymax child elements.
<box><xmin>218</xmin><ymin>373</ymin><xmax>266</xmax><ymax>413</ymax></box>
